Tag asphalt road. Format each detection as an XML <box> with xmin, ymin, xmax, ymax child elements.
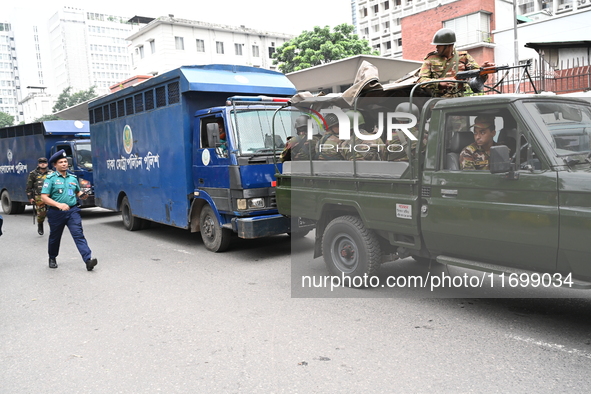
<box><xmin>2</xmin><ymin>207</ymin><xmax>591</xmax><ymax>393</ymax></box>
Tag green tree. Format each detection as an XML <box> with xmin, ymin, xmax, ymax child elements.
<box><xmin>52</xmin><ymin>86</ymin><xmax>98</xmax><ymax>112</ymax></box>
<box><xmin>0</xmin><ymin>111</ymin><xmax>15</xmax><ymax>128</ymax></box>
<box><xmin>34</xmin><ymin>114</ymin><xmax>61</xmax><ymax>122</ymax></box>
<box><xmin>273</xmin><ymin>24</ymin><xmax>378</xmax><ymax>74</ymax></box>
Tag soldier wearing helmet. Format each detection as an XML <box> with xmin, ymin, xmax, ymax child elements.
<box><xmin>316</xmin><ymin>112</ymin><xmax>346</xmax><ymax>160</ymax></box>
<box><xmin>418</xmin><ymin>28</ymin><xmax>494</xmax><ymax>98</ymax></box>
<box><xmin>341</xmin><ymin>110</ymin><xmax>384</xmax><ymax>161</ymax></box>
<box><xmin>280</xmin><ymin>114</ymin><xmax>320</xmax><ymax>162</ymax></box>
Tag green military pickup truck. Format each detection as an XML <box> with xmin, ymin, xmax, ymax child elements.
<box><xmin>276</xmin><ymin>93</ymin><xmax>591</xmax><ymax>287</ymax></box>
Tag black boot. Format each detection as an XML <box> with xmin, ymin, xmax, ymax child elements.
<box><xmin>38</xmin><ymin>222</ymin><xmax>44</xmax><ymax>235</ymax></box>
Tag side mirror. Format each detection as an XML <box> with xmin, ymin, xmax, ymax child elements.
<box><xmin>67</xmin><ymin>157</ymin><xmax>73</xmax><ymax>169</ymax></box>
<box><xmin>489</xmin><ymin>145</ymin><xmax>511</xmax><ymax>173</ymax></box>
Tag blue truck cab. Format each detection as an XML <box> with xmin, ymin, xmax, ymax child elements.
<box><xmin>0</xmin><ymin>120</ymin><xmax>94</xmax><ymax>214</ymax></box>
<box><xmin>88</xmin><ymin>64</ymin><xmax>300</xmax><ymax>251</ymax></box>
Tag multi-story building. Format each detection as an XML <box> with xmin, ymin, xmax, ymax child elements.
<box><xmin>127</xmin><ymin>15</ymin><xmax>293</xmax><ymax>76</ymax></box>
<box><xmin>0</xmin><ymin>22</ymin><xmax>21</xmax><ymax>122</ymax></box>
<box><xmin>354</xmin><ymin>0</ymin><xmax>503</xmax><ymax>65</ymax></box>
<box><xmin>48</xmin><ymin>6</ymin><xmax>138</xmax><ymax>96</ymax></box>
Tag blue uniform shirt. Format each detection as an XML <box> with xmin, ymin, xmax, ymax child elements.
<box><xmin>41</xmin><ymin>172</ymin><xmax>80</xmax><ymax>207</ymax></box>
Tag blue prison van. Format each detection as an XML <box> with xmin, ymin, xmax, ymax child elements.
<box><xmin>0</xmin><ymin>120</ymin><xmax>94</xmax><ymax>214</ymax></box>
<box><xmin>88</xmin><ymin>64</ymin><xmax>302</xmax><ymax>251</ymax></box>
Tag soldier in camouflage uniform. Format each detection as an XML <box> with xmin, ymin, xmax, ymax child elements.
<box><xmin>316</xmin><ymin>113</ymin><xmax>346</xmax><ymax>160</ymax></box>
<box><xmin>26</xmin><ymin>157</ymin><xmax>53</xmax><ymax>235</ymax></box>
<box><xmin>460</xmin><ymin>115</ymin><xmax>497</xmax><ymax>170</ymax></box>
<box><xmin>341</xmin><ymin>110</ymin><xmax>384</xmax><ymax>161</ymax></box>
<box><xmin>385</xmin><ymin>103</ymin><xmax>426</xmax><ymax>162</ymax></box>
<box><xmin>418</xmin><ymin>28</ymin><xmax>494</xmax><ymax>98</ymax></box>
<box><xmin>280</xmin><ymin>115</ymin><xmax>320</xmax><ymax>162</ymax></box>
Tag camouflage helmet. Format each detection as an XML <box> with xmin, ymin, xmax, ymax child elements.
<box><xmin>395</xmin><ymin>102</ymin><xmax>420</xmax><ymax>120</ymax></box>
<box><xmin>324</xmin><ymin>113</ymin><xmax>340</xmax><ymax>129</ymax></box>
<box><xmin>345</xmin><ymin>109</ymin><xmax>365</xmax><ymax>129</ymax></box>
<box><xmin>294</xmin><ymin>115</ymin><xmax>309</xmax><ymax>131</ymax></box>
<box><xmin>431</xmin><ymin>28</ymin><xmax>456</xmax><ymax>45</ymax></box>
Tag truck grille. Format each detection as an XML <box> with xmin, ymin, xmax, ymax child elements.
<box><xmin>421</xmin><ymin>187</ymin><xmax>431</xmax><ymax>198</ymax></box>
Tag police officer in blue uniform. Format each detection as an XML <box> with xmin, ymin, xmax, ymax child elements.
<box><xmin>41</xmin><ymin>150</ymin><xmax>98</xmax><ymax>271</ymax></box>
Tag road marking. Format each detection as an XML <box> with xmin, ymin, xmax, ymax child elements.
<box><xmin>508</xmin><ymin>334</ymin><xmax>591</xmax><ymax>359</ymax></box>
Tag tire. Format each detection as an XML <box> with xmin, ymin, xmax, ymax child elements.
<box><xmin>121</xmin><ymin>196</ymin><xmax>143</xmax><ymax>231</ymax></box>
<box><xmin>1</xmin><ymin>190</ymin><xmax>25</xmax><ymax>214</ymax></box>
<box><xmin>322</xmin><ymin>215</ymin><xmax>382</xmax><ymax>278</ymax></box>
<box><xmin>199</xmin><ymin>204</ymin><xmax>231</xmax><ymax>252</ymax></box>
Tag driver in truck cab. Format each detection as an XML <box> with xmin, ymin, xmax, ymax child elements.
<box><xmin>460</xmin><ymin>115</ymin><xmax>497</xmax><ymax>170</ymax></box>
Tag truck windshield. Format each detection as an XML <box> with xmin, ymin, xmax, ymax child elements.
<box><xmin>231</xmin><ymin>108</ymin><xmax>320</xmax><ymax>155</ymax></box>
<box><xmin>76</xmin><ymin>141</ymin><xmax>93</xmax><ymax>170</ymax></box>
<box><xmin>524</xmin><ymin>101</ymin><xmax>591</xmax><ymax>158</ymax></box>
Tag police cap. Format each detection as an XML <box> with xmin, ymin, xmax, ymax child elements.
<box><xmin>49</xmin><ymin>149</ymin><xmax>67</xmax><ymax>165</ymax></box>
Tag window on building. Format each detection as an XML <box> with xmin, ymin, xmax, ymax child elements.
<box><xmin>444</xmin><ymin>12</ymin><xmax>491</xmax><ymax>46</ymax></box>
<box><xmin>235</xmin><ymin>43</ymin><xmax>243</xmax><ymax>56</ymax></box>
<box><xmin>386</xmin><ymin>41</ymin><xmax>392</xmax><ymax>50</ymax></box>
<box><xmin>383</xmin><ymin>21</ymin><xmax>390</xmax><ymax>31</ymax></box>
<box><xmin>252</xmin><ymin>45</ymin><xmax>260</xmax><ymax>57</ymax></box>
<box><xmin>216</xmin><ymin>41</ymin><xmax>224</xmax><ymax>54</ymax></box>
<box><xmin>373</xmin><ymin>25</ymin><xmax>379</xmax><ymax>33</ymax></box>
<box><xmin>395</xmin><ymin>0</ymin><xmax>402</xmax><ymax>6</ymax></box>
<box><xmin>397</xmin><ymin>38</ymin><xmax>402</xmax><ymax>47</ymax></box>
<box><xmin>175</xmin><ymin>36</ymin><xmax>184</xmax><ymax>50</ymax></box>
<box><xmin>384</xmin><ymin>1</ymin><xmax>390</xmax><ymax>10</ymax></box>
<box><xmin>362</xmin><ymin>8</ymin><xmax>368</xmax><ymax>17</ymax></box>
<box><xmin>149</xmin><ymin>40</ymin><xmax>155</xmax><ymax>54</ymax></box>
<box><xmin>364</xmin><ymin>27</ymin><xmax>369</xmax><ymax>36</ymax></box>
<box><xmin>374</xmin><ymin>4</ymin><xmax>379</xmax><ymax>13</ymax></box>
<box><xmin>196</xmin><ymin>39</ymin><xmax>205</xmax><ymax>52</ymax></box>
<box><xmin>268</xmin><ymin>46</ymin><xmax>276</xmax><ymax>58</ymax></box>
<box><xmin>138</xmin><ymin>45</ymin><xmax>144</xmax><ymax>59</ymax></box>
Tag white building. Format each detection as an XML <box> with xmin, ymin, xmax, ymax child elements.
<box><xmin>127</xmin><ymin>15</ymin><xmax>293</xmax><ymax>76</ymax></box>
<box><xmin>0</xmin><ymin>22</ymin><xmax>20</xmax><ymax>123</ymax></box>
<box><xmin>494</xmin><ymin>7</ymin><xmax>591</xmax><ymax>66</ymax></box>
<box><xmin>19</xmin><ymin>91</ymin><xmax>53</xmax><ymax>124</ymax></box>
<box><xmin>48</xmin><ymin>7</ymin><xmax>138</xmax><ymax>96</ymax></box>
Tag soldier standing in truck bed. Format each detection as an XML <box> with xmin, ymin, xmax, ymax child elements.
<box><xmin>418</xmin><ymin>28</ymin><xmax>494</xmax><ymax>98</ymax></box>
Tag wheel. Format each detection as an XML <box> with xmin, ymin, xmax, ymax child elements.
<box><xmin>322</xmin><ymin>215</ymin><xmax>382</xmax><ymax>278</ymax></box>
<box><xmin>1</xmin><ymin>190</ymin><xmax>25</xmax><ymax>214</ymax></box>
<box><xmin>199</xmin><ymin>204</ymin><xmax>231</xmax><ymax>252</ymax></box>
<box><xmin>121</xmin><ymin>196</ymin><xmax>144</xmax><ymax>231</ymax></box>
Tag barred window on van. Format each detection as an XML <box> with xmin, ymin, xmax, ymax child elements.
<box><xmin>156</xmin><ymin>86</ymin><xmax>166</xmax><ymax>108</ymax></box>
<box><xmin>168</xmin><ymin>82</ymin><xmax>179</xmax><ymax>104</ymax></box>
<box><xmin>117</xmin><ymin>100</ymin><xmax>124</xmax><ymax>117</ymax></box>
<box><xmin>134</xmin><ymin>93</ymin><xmax>144</xmax><ymax>113</ymax></box>
<box><xmin>125</xmin><ymin>97</ymin><xmax>134</xmax><ymax>115</ymax></box>
<box><xmin>110</xmin><ymin>102</ymin><xmax>117</xmax><ymax>118</ymax></box>
<box><xmin>145</xmin><ymin>90</ymin><xmax>154</xmax><ymax>110</ymax></box>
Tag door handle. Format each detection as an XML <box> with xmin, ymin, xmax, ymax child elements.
<box><xmin>441</xmin><ymin>189</ymin><xmax>458</xmax><ymax>198</ymax></box>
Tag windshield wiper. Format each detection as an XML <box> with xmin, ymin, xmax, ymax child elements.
<box><xmin>248</xmin><ymin>148</ymin><xmax>282</xmax><ymax>157</ymax></box>
<box><xmin>564</xmin><ymin>156</ymin><xmax>591</xmax><ymax>166</ymax></box>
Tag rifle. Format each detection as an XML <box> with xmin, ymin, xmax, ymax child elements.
<box><xmin>455</xmin><ymin>61</ymin><xmax>537</xmax><ymax>94</ymax></box>
<box><xmin>32</xmin><ymin>200</ymin><xmax>36</xmax><ymax>224</ymax></box>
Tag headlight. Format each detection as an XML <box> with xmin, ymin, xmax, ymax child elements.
<box><xmin>248</xmin><ymin>198</ymin><xmax>265</xmax><ymax>209</ymax></box>
<box><xmin>237</xmin><ymin>198</ymin><xmax>266</xmax><ymax>210</ymax></box>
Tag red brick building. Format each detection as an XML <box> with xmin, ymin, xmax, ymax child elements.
<box><xmin>401</xmin><ymin>0</ymin><xmax>496</xmax><ymax>66</ymax></box>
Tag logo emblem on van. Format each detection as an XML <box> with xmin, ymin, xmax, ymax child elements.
<box><xmin>123</xmin><ymin>125</ymin><xmax>133</xmax><ymax>154</ymax></box>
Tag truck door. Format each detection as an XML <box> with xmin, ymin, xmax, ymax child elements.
<box><xmin>193</xmin><ymin>116</ymin><xmax>232</xmax><ymax>210</ymax></box>
<box><xmin>420</xmin><ymin>109</ymin><xmax>559</xmax><ymax>272</ymax></box>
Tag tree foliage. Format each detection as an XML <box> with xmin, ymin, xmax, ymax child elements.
<box><xmin>0</xmin><ymin>111</ymin><xmax>15</xmax><ymax>128</ymax></box>
<box><xmin>52</xmin><ymin>86</ymin><xmax>98</xmax><ymax>112</ymax></box>
<box><xmin>273</xmin><ymin>24</ymin><xmax>378</xmax><ymax>74</ymax></box>
<box><xmin>34</xmin><ymin>114</ymin><xmax>61</xmax><ymax>122</ymax></box>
